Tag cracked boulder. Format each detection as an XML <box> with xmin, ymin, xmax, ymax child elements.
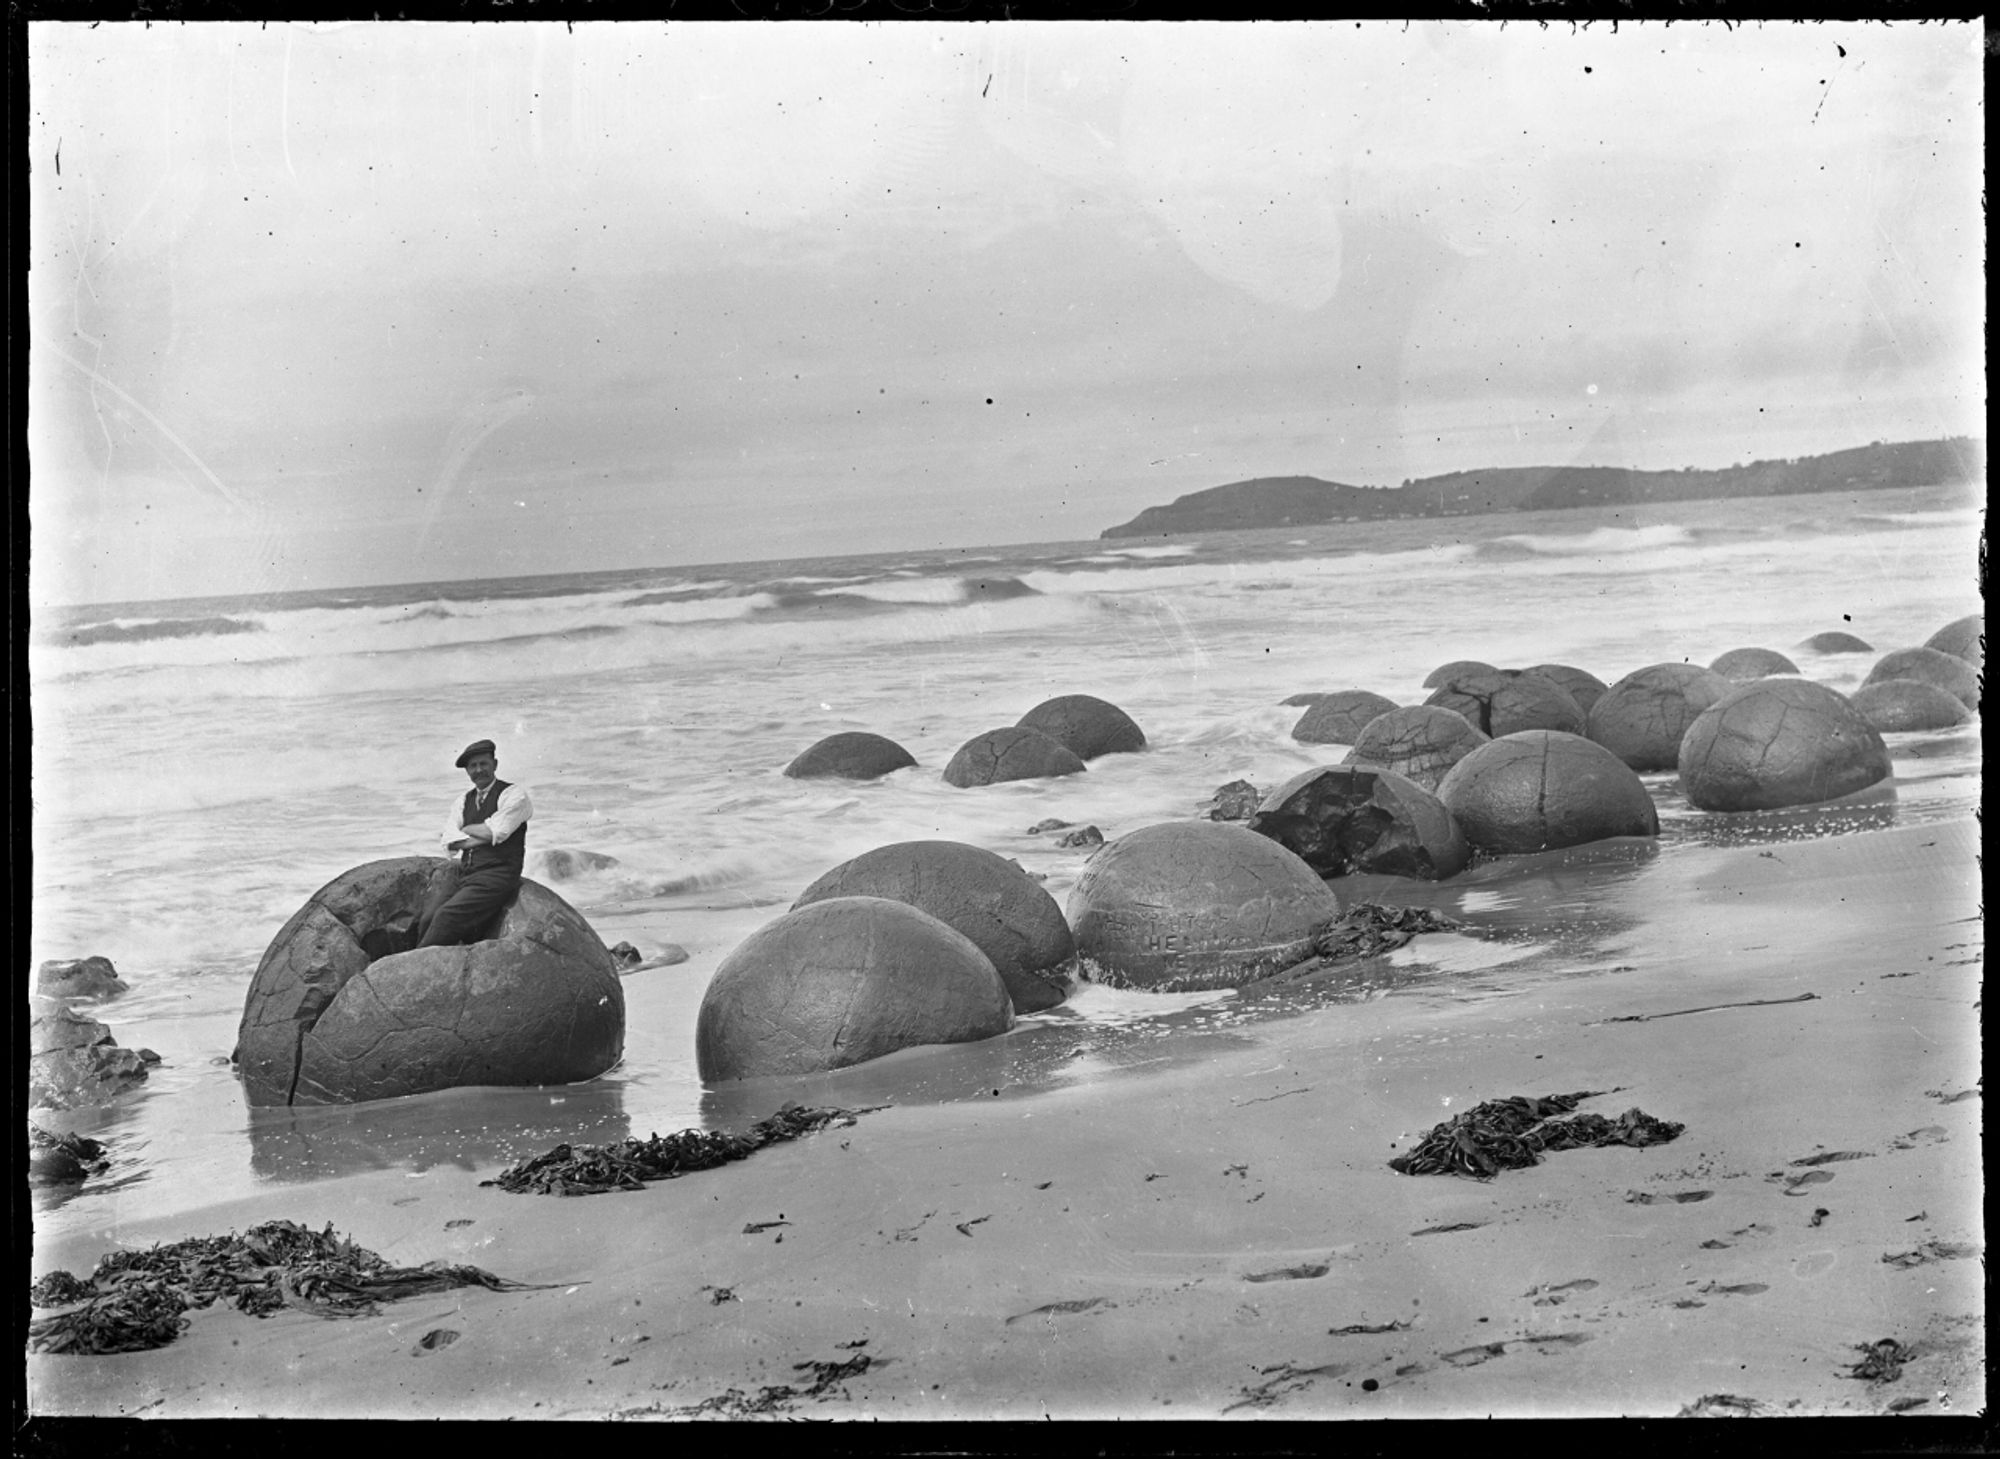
<box><xmin>235</xmin><ymin>857</ymin><xmax>624</xmax><ymax>1107</ymax></box>
<box><xmin>1291</xmin><ymin>689</ymin><xmax>1399</xmax><ymax>745</ymax></box>
<box><xmin>1248</xmin><ymin>766</ymin><xmax>1469</xmax><ymax>881</ymax></box>
<box><xmin>1015</xmin><ymin>694</ymin><xmax>1147</xmax><ymax>760</ymax></box>
<box><xmin>1923</xmin><ymin>613</ymin><xmax>1983</xmax><ymax>672</ymax></box>
<box><xmin>1520</xmin><ymin>663</ymin><xmax>1610</xmax><ymax>716</ymax></box>
<box><xmin>793</xmin><ymin>839</ymin><xmax>1076</xmax><ymax>1013</ymax></box>
<box><xmin>1340</xmin><ymin>705</ymin><xmax>1490</xmax><ymax>791</ymax></box>
<box><xmin>1437</xmin><ymin>731</ymin><xmax>1660</xmax><ymax>854</ymax></box>
<box><xmin>1861</xmin><ymin>646</ymin><xmax>1979</xmax><ymax>712</ymax></box>
<box><xmin>1585</xmin><ymin>663</ymin><xmax>1734</xmax><ymax>770</ymax></box>
<box><xmin>783</xmin><ymin>731</ymin><xmax>918</xmax><ymax>781</ymax></box>
<box><xmin>695</xmin><ymin>896</ymin><xmax>1012</xmax><ymax>1081</ymax></box>
<box><xmin>942</xmin><ymin>726</ymin><xmax>1086</xmax><ymax>787</ymax></box>
<box><xmin>1707</xmin><ymin>647</ymin><xmax>1800</xmax><ymax>682</ymax></box>
<box><xmin>29</xmin><ymin>996</ymin><xmax>157</xmax><ymax>1110</ymax></box>
<box><xmin>1065</xmin><ymin>821</ymin><xmax>1341</xmax><ymax>992</ymax></box>
<box><xmin>37</xmin><ymin>956</ymin><xmax>129</xmax><ymax>1001</ymax></box>
<box><xmin>1850</xmin><ymin>678</ymin><xmax>1973</xmax><ymax>733</ymax></box>
<box><xmin>1426</xmin><ymin>670</ymin><xmax>1586</xmax><ymax>739</ymax></box>
<box><xmin>1678</xmin><ymin>678</ymin><xmax>1893</xmax><ymax>812</ymax></box>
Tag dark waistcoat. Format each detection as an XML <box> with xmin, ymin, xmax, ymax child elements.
<box><xmin>461</xmin><ymin>779</ymin><xmax>527</xmax><ymax>876</ymax></box>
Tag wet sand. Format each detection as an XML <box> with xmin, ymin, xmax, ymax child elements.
<box><xmin>27</xmin><ymin>816</ymin><xmax>1983</xmax><ymax>1421</ymax></box>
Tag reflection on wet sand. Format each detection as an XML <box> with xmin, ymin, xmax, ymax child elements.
<box><xmin>245</xmin><ymin>1080</ymin><xmax>632</xmax><ymax>1186</ymax></box>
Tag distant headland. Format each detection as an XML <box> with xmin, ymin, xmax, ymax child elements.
<box><xmin>1098</xmin><ymin>436</ymin><xmax>1983</xmax><ymax>539</ymax></box>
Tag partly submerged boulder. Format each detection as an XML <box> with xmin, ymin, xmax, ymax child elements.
<box><xmin>695</xmin><ymin>897</ymin><xmax>1011</xmax><ymax>1081</ymax></box>
<box><xmin>1425</xmin><ymin>670</ymin><xmax>1585</xmax><ymax>739</ymax></box>
<box><xmin>1291</xmin><ymin>690</ymin><xmax>1399</xmax><ymax>745</ymax></box>
<box><xmin>793</xmin><ymin>840</ymin><xmax>1076</xmax><ymax>1013</ymax></box>
<box><xmin>1850</xmin><ymin>679</ymin><xmax>1974</xmax><ymax>733</ymax></box>
<box><xmin>1015</xmin><ymin>694</ymin><xmax>1147</xmax><ymax>760</ymax></box>
<box><xmin>1341</xmin><ymin>705</ymin><xmax>1490</xmax><ymax>791</ymax></box>
<box><xmin>942</xmin><ymin>726</ymin><xmax>1087</xmax><ymax>787</ymax></box>
<box><xmin>1678</xmin><ymin>679</ymin><xmax>1894</xmax><ymax>811</ymax></box>
<box><xmin>1861</xmin><ymin>646</ymin><xmax>1979</xmax><ymax>711</ymax></box>
<box><xmin>1797</xmin><ymin>630</ymin><xmax>1874</xmax><ymax>654</ymax></box>
<box><xmin>1437</xmin><ymin>731</ymin><xmax>1660</xmax><ymax>854</ymax></box>
<box><xmin>1585</xmin><ymin>663</ymin><xmax>1734</xmax><ymax>771</ymax></box>
<box><xmin>1923</xmin><ymin>613</ymin><xmax>1983</xmax><ymax>670</ymax></box>
<box><xmin>1707</xmin><ymin>647</ymin><xmax>1800</xmax><ymax>682</ymax></box>
<box><xmin>783</xmin><ymin>731</ymin><xmax>918</xmax><ymax>781</ymax></box>
<box><xmin>1247</xmin><ymin>766</ymin><xmax>1469</xmax><ymax>880</ymax></box>
<box><xmin>236</xmin><ymin>857</ymin><xmax>625</xmax><ymax>1107</ymax></box>
<box><xmin>1066</xmin><ymin>821</ymin><xmax>1341</xmax><ymax>992</ymax></box>
<box><xmin>36</xmin><ymin>956</ymin><xmax>129</xmax><ymax>1001</ymax></box>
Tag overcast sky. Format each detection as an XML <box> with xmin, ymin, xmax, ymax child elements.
<box><xmin>28</xmin><ymin>20</ymin><xmax>1983</xmax><ymax>606</ymax></box>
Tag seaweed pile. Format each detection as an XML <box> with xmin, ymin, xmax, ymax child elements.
<box><xmin>482</xmin><ymin>1103</ymin><xmax>876</xmax><ymax>1197</ymax></box>
<box><xmin>28</xmin><ymin>1219</ymin><xmax>554</xmax><ymax>1356</ymax></box>
<box><xmin>1308</xmin><ymin>902</ymin><xmax>1461</xmax><ymax>962</ymax></box>
<box><xmin>1389</xmin><ymin>1091</ymin><xmax>1684</xmax><ymax>1178</ymax></box>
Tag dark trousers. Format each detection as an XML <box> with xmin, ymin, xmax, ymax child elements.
<box><xmin>414</xmin><ymin>861</ymin><xmax>520</xmax><ymax>948</ymax></box>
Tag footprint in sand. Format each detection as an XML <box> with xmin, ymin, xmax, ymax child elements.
<box><xmin>1792</xmin><ymin>1251</ymin><xmax>1837</xmax><ymax>1279</ymax></box>
<box><xmin>1788</xmin><ymin>1150</ymin><xmax>1872</xmax><ymax>1167</ymax></box>
<box><xmin>413</xmin><ymin>1328</ymin><xmax>460</xmax><ymax>1355</ymax></box>
<box><xmin>1626</xmin><ymin>1189</ymin><xmax>1713</xmax><ymax>1205</ymax></box>
<box><xmin>1889</xmin><ymin>1126</ymin><xmax>1950</xmax><ymax>1151</ymax></box>
<box><xmin>1881</xmin><ymin>1240</ymin><xmax>1980</xmax><ymax>1270</ymax></box>
<box><xmin>1409</xmin><ymin>1221</ymin><xmax>1487</xmax><ymax>1237</ymax></box>
<box><xmin>1927</xmin><ymin>1088</ymin><xmax>1978</xmax><ymax>1105</ymax></box>
<box><xmin>1524</xmin><ymin>1279</ymin><xmax>1599</xmax><ymax>1307</ymax></box>
<box><xmin>1005</xmin><ymin>1297</ymin><xmax>1113</xmax><ymax>1324</ymax></box>
<box><xmin>1244</xmin><ymin>1262</ymin><xmax>1330</xmax><ymax>1284</ymax></box>
<box><xmin>1698</xmin><ymin>1282</ymin><xmax>1770</xmax><ymax>1297</ymax></box>
<box><xmin>1777</xmin><ymin>1170</ymin><xmax>1835</xmax><ymax>1197</ymax></box>
<box><xmin>1441</xmin><ymin>1333</ymin><xmax>1591</xmax><ymax>1366</ymax></box>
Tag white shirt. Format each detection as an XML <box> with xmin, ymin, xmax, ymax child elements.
<box><xmin>441</xmin><ymin>781</ymin><xmax>534</xmax><ymax>855</ymax></box>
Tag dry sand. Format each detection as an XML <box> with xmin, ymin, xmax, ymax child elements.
<box><xmin>26</xmin><ymin>817</ymin><xmax>1983</xmax><ymax>1422</ymax></box>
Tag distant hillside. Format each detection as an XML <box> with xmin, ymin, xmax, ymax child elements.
<box><xmin>1099</xmin><ymin>436</ymin><xmax>1983</xmax><ymax>539</ymax></box>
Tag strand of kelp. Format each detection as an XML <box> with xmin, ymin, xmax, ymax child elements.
<box><xmin>482</xmin><ymin>1103</ymin><xmax>878</xmax><ymax>1197</ymax></box>
<box><xmin>1389</xmin><ymin>1092</ymin><xmax>1685</xmax><ymax>1179</ymax></box>
<box><xmin>28</xmin><ymin>1220</ymin><xmax>558</xmax><ymax>1356</ymax></box>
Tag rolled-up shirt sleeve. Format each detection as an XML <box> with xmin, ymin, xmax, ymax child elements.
<box><xmin>484</xmin><ymin>784</ymin><xmax>534</xmax><ymax>844</ymax></box>
<box><xmin>439</xmin><ymin>796</ymin><xmax>469</xmax><ymax>854</ymax></box>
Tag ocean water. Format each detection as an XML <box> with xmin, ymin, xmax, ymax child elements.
<box><xmin>27</xmin><ymin>481</ymin><xmax>1983</xmax><ymax>1238</ymax></box>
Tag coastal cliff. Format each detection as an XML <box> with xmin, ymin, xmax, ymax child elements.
<box><xmin>1099</xmin><ymin>436</ymin><xmax>1982</xmax><ymax>539</ymax></box>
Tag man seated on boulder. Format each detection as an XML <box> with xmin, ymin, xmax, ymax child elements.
<box><xmin>415</xmin><ymin>739</ymin><xmax>534</xmax><ymax>947</ymax></box>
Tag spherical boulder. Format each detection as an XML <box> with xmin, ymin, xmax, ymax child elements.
<box><xmin>1850</xmin><ymin>679</ymin><xmax>1974</xmax><ymax>733</ymax></box>
<box><xmin>1797</xmin><ymin>630</ymin><xmax>1873</xmax><ymax>654</ymax></box>
<box><xmin>1708</xmin><ymin>647</ymin><xmax>1800</xmax><ymax>682</ymax></box>
<box><xmin>695</xmin><ymin>897</ymin><xmax>1011</xmax><ymax>1081</ymax></box>
<box><xmin>793</xmin><ymin>840</ymin><xmax>1076</xmax><ymax>1013</ymax></box>
<box><xmin>1678</xmin><ymin>679</ymin><xmax>1893</xmax><ymax>811</ymax></box>
<box><xmin>1437</xmin><ymin>731</ymin><xmax>1660</xmax><ymax>854</ymax></box>
<box><xmin>1862</xmin><ymin>646</ymin><xmax>1979</xmax><ymax>711</ymax></box>
<box><xmin>235</xmin><ymin>857</ymin><xmax>625</xmax><ymax>1107</ymax></box>
<box><xmin>1923</xmin><ymin>614</ymin><xmax>1983</xmax><ymax>670</ymax></box>
<box><xmin>784</xmin><ymin>731</ymin><xmax>918</xmax><ymax>781</ymax></box>
<box><xmin>1585</xmin><ymin>663</ymin><xmax>1734</xmax><ymax>771</ymax></box>
<box><xmin>1291</xmin><ymin>689</ymin><xmax>1399</xmax><ymax>745</ymax></box>
<box><xmin>1341</xmin><ymin>706</ymin><xmax>1490</xmax><ymax>791</ymax></box>
<box><xmin>1425</xmin><ymin>670</ymin><xmax>1585</xmax><ymax>739</ymax></box>
<box><xmin>943</xmin><ymin>726</ymin><xmax>1087</xmax><ymax>787</ymax></box>
<box><xmin>1521</xmin><ymin>664</ymin><xmax>1609</xmax><ymax>715</ymax></box>
<box><xmin>1015</xmin><ymin>694</ymin><xmax>1146</xmax><ymax>760</ymax></box>
<box><xmin>1423</xmin><ymin>659</ymin><xmax>1496</xmax><ymax>688</ymax></box>
<box><xmin>1247</xmin><ymin>766</ymin><xmax>1469</xmax><ymax>880</ymax></box>
<box><xmin>1066</xmin><ymin>821</ymin><xmax>1341</xmax><ymax>992</ymax></box>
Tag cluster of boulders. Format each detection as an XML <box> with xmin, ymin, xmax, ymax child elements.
<box><xmin>782</xmin><ymin>693</ymin><xmax>1147</xmax><ymax>786</ymax></box>
<box><xmin>29</xmin><ymin>959</ymin><xmax>157</xmax><ymax>1115</ymax></box>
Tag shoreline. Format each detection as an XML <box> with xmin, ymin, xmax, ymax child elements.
<box><xmin>27</xmin><ymin>815</ymin><xmax>1983</xmax><ymax>1420</ymax></box>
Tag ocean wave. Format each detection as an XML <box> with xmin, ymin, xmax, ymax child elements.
<box><xmin>59</xmin><ymin>615</ymin><xmax>265</xmax><ymax>647</ymax></box>
<box><xmin>1476</xmin><ymin>524</ymin><xmax>1694</xmax><ymax>560</ymax></box>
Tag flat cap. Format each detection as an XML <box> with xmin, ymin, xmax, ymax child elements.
<box><xmin>454</xmin><ymin>738</ymin><xmax>497</xmax><ymax>768</ymax></box>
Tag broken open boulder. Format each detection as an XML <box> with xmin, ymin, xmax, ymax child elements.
<box><xmin>235</xmin><ymin>857</ymin><xmax>625</xmax><ymax>1107</ymax></box>
<box><xmin>1247</xmin><ymin>766</ymin><xmax>1469</xmax><ymax>881</ymax></box>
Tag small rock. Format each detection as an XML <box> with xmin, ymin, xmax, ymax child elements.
<box><xmin>1204</xmin><ymin>780</ymin><xmax>1262</xmax><ymax>821</ymax></box>
<box><xmin>36</xmin><ymin>957</ymin><xmax>129</xmax><ymax>1001</ymax></box>
<box><xmin>608</xmin><ymin>941</ymin><xmax>645</xmax><ymax>968</ymax></box>
<box><xmin>1056</xmin><ymin>825</ymin><xmax>1104</xmax><ymax>849</ymax></box>
<box><xmin>1026</xmin><ymin>819</ymin><xmax>1072</xmax><ymax>835</ymax></box>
